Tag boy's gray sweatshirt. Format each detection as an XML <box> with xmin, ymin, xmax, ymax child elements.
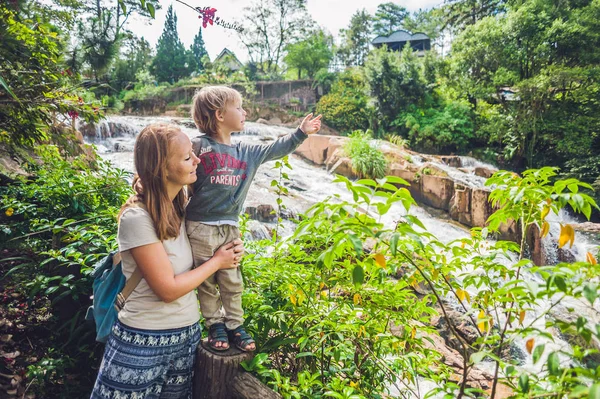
<box><xmin>186</xmin><ymin>128</ymin><xmax>308</xmax><ymax>222</ymax></box>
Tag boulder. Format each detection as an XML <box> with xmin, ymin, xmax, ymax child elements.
<box><xmin>255</xmin><ymin>118</ymin><xmax>269</xmax><ymax>125</ymax></box>
<box><xmin>450</xmin><ymin>184</ymin><xmax>472</xmax><ymax>226</ymax></box>
<box><xmin>573</xmin><ymin>222</ymin><xmax>600</xmax><ymax>234</ymax></box>
<box><xmin>326</xmin><ymin>154</ymin><xmax>358</xmax><ymax>179</ymax></box>
<box><xmin>471</xmin><ymin>188</ymin><xmax>493</xmax><ymax>227</ymax></box>
<box><xmin>295</xmin><ymin>135</ymin><xmax>332</xmax><ymax>165</ymax></box>
<box><xmin>244</xmin><ymin>204</ymin><xmax>276</xmax><ymax>222</ymax></box>
<box><xmin>420</xmin><ymin>174</ymin><xmax>455</xmax><ymax>211</ymax></box>
<box><xmin>439</xmin><ymin>155</ymin><xmax>462</xmax><ymax>167</ymax></box>
<box><xmin>474</xmin><ymin>166</ymin><xmax>496</xmax><ymax>179</ymax></box>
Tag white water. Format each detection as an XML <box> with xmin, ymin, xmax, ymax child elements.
<box><xmin>83</xmin><ymin>116</ymin><xmax>599</xmax><ymax>398</ymax></box>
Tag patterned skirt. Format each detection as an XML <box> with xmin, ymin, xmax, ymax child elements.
<box><xmin>91</xmin><ymin>320</ymin><xmax>201</xmax><ymax>399</ymax></box>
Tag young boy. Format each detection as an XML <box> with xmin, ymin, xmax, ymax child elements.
<box><xmin>186</xmin><ymin>86</ymin><xmax>321</xmax><ymax>352</ymax></box>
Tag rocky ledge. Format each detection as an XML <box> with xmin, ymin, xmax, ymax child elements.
<box><xmin>294</xmin><ymin>135</ymin><xmax>519</xmax><ymax>241</ymax></box>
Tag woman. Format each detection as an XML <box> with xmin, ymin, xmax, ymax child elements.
<box><xmin>91</xmin><ymin>123</ymin><xmax>243</xmax><ymax>398</ymax></box>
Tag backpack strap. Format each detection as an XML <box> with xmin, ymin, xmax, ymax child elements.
<box><xmin>121</xmin><ymin>267</ymin><xmax>143</xmax><ymax>300</ymax></box>
<box><xmin>114</xmin><ymin>253</ymin><xmax>143</xmax><ymax>311</ymax></box>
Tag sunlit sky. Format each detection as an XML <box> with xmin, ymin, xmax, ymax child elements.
<box><xmin>128</xmin><ymin>0</ymin><xmax>441</xmax><ymax>63</ymax></box>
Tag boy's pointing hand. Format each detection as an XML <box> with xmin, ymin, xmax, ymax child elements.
<box><xmin>299</xmin><ymin>113</ymin><xmax>322</xmax><ymax>135</ymax></box>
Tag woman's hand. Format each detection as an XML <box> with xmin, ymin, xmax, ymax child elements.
<box><xmin>231</xmin><ymin>238</ymin><xmax>244</xmax><ymax>266</ymax></box>
<box><xmin>214</xmin><ymin>238</ymin><xmax>244</xmax><ymax>269</ymax></box>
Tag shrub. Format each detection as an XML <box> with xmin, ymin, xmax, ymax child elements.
<box><xmin>399</xmin><ymin>99</ymin><xmax>474</xmax><ymax>154</ymax></box>
<box><xmin>315</xmin><ymin>69</ymin><xmax>372</xmax><ymax>133</ymax></box>
<box><xmin>344</xmin><ymin>130</ymin><xmax>388</xmax><ymax>179</ymax></box>
<box><xmin>0</xmin><ymin>145</ymin><xmax>132</xmax><ymax>396</ymax></box>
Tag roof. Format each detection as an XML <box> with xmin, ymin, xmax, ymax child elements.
<box><xmin>372</xmin><ymin>29</ymin><xmax>430</xmax><ymax>45</ymax></box>
<box><xmin>214</xmin><ymin>48</ymin><xmax>243</xmax><ymax>69</ymax></box>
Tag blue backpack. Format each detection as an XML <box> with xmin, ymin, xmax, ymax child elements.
<box><xmin>85</xmin><ymin>252</ymin><xmax>142</xmax><ymax>343</ymax></box>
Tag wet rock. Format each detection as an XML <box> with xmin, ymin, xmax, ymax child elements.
<box><xmin>268</xmin><ymin>117</ymin><xmax>282</xmax><ymax>125</ymax></box>
<box><xmin>471</xmin><ymin>188</ymin><xmax>493</xmax><ymax>228</ymax></box>
<box><xmin>243</xmin><ymin>220</ymin><xmax>271</xmax><ymax>241</ymax></box>
<box><xmin>255</xmin><ymin>118</ymin><xmax>269</xmax><ymax>125</ymax></box>
<box><xmin>244</xmin><ymin>204</ymin><xmax>276</xmax><ymax>222</ymax></box>
<box><xmin>450</xmin><ymin>184</ymin><xmax>472</xmax><ymax>226</ymax></box>
<box><xmin>557</xmin><ymin>247</ymin><xmax>577</xmax><ymax>263</ymax></box>
<box><xmin>526</xmin><ymin>224</ymin><xmax>545</xmax><ymax>266</ymax></box>
<box><xmin>295</xmin><ymin>135</ymin><xmax>330</xmax><ymax>165</ymax></box>
<box><xmin>421</xmin><ymin>174</ymin><xmax>455</xmax><ymax>211</ymax></box>
<box><xmin>326</xmin><ymin>155</ymin><xmax>358</xmax><ymax>179</ymax></box>
<box><xmin>573</xmin><ymin>222</ymin><xmax>600</xmax><ymax>234</ymax></box>
<box><xmin>439</xmin><ymin>155</ymin><xmax>462</xmax><ymax>168</ymax></box>
<box><xmin>390</xmin><ymin>321</ymin><xmax>513</xmax><ymax>397</ymax></box>
<box><xmin>113</xmin><ymin>141</ymin><xmax>133</xmax><ymax>152</ymax></box>
<box><xmin>474</xmin><ymin>166</ymin><xmax>496</xmax><ymax>179</ymax></box>
<box><xmin>433</xmin><ymin>309</ymin><xmax>480</xmax><ymax>358</ymax></box>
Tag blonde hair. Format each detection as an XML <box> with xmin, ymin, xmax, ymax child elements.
<box><xmin>191</xmin><ymin>86</ymin><xmax>242</xmax><ymax>136</ymax></box>
<box><xmin>119</xmin><ymin>123</ymin><xmax>187</xmax><ymax>241</ymax></box>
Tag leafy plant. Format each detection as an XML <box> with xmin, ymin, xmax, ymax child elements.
<box><xmin>343</xmin><ymin>130</ymin><xmax>388</xmax><ymax>179</ymax></box>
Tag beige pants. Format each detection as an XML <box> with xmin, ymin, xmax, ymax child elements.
<box><xmin>186</xmin><ymin>221</ymin><xmax>243</xmax><ymax>330</ymax></box>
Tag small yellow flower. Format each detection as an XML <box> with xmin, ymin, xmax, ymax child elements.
<box><xmin>5</xmin><ymin>208</ymin><xmax>14</xmax><ymax>217</ymax></box>
<box><xmin>349</xmin><ymin>381</ymin><xmax>358</xmax><ymax>388</ymax></box>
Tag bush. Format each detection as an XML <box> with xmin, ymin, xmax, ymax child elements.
<box><xmin>364</xmin><ymin>45</ymin><xmax>428</xmax><ymax>132</ymax></box>
<box><xmin>315</xmin><ymin>69</ymin><xmax>372</xmax><ymax>133</ymax></box>
<box><xmin>399</xmin><ymin>99</ymin><xmax>474</xmax><ymax>154</ymax></box>
<box><xmin>0</xmin><ymin>145</ymin><xmax>132</xmax><ymax>396</ymax></box>
<box><xmin>344</xmin><ymin>130</ymin><xmax>387</xmax><ymax>179</ymax></box>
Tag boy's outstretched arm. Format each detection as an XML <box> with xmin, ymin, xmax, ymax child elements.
<box><xmin>299</xmin><ymin>113</ymin><xmax>322</xmax><ymax>135</ymax></box>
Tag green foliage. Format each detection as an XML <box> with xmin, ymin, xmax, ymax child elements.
<box><xmin>110</xmin><ymin>36</ymin><xmax>153</xmax><ymax>92</ymax></box>
<box><xmin>337</xmin><ymin>9</ymin><xmax>372</xmax><ymax>67</ymax></box>
<box><xmin>240</xmin><ymin>167</ymin><xmax>599</xmax><ymax>398</ymax></box>
<box><xmin>400</xmin><ymin>99</ymin><xmax>474</xmax><ymax>154</ymax></box>
<box><xmin>150</xmin><ymin>5</ymin><xmax>195</xmax><ymax>83</ymax></box>
<box><xmin>364</xmin><ymin>45</ymin><xmax>428</xmax><ymax>133</ymax></box>
<box><xmin>238</xmin><ymin>0</ymin><xmax>313</xmax><ymax>75</ymax></box>
<box><xmin>191</xmin><ymin>26</ymin><xmax>208</xmax><ymax>73</ymax></box>
<box><xmin>240</xmin><ymin>175</ymin><xmax>444</xmax><ymax>398</ymax></box>
<box><xmin>0</xmin><ymin>145</ymin><xmax>132</xmax><ymax>396</ymax></box>
<box><xmin>372</xmin><ymin>2</ymin><xmax>407</xmax><ymax>37</ymax></box>
<box><xmin>0</xmin><ymin>4</ymin><xmax>101</xmax><ymax>146</ymax></box>
<box><xmin>284</xmin><ymin>30</ymin><xmax>333</xmax><ymax>79</ymax></box>
<box><xmin>403</xmin><ymin>8</ymin><xmax>445</xmax><ymax>43</ymax></box>
<box><xmin>448</xmin><ymin>0</ymin><xmax>600</xmax><ymax>169</ymax></box>
<box><xmin>315</xmin><ymin>69</ymin><xmax>371</xmax><ymax>133</ymax></box>
<box><xmin>344</xmin><ymin>130</ymin><xmax>388</xmax><ymax>179</ymax></box>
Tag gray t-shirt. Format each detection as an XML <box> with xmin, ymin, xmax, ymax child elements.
<box><xmin>117</xmin><ymin>206</ymin><xmax>200</xmax><ymax>330</ymax></box>
<box><xmin>186</xmin><ymin>128</ymin><xmax>308</xmax><ymax>222</ymax></box>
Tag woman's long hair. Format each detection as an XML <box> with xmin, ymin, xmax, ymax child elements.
<box><xmin>119</xmin><ymin>123</ymin><xmax>187</xmax><ymax>241</ymax></box>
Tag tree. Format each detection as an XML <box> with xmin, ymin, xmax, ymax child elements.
<box><xmin>238</xmin><ymin>0</ymin><xmax>314</xmax><ymax>76</ymax></box>
<box><xmin>0</xmin><ymin>3</ymin><xmax>100</xmax><ymax>145</ymax></box>
<box><xmin>284</xmin><ymin>31</ymin><xmax>333</xmax><ymax>79</ymax></box>
<box><xmin>338</xmin><ymin>9</ymin><xmax>373</xmax><ymax>67</ymax></box>
<box><xmin>76</xmin><ymin>0</ymin><xmax>159</xmax><ymax>81</ymax></box>
<box><xmin>150</xmin><ymin>5</ymin><xmax>194</xmax><ymax>83</ymax></box>
<box><xmin>443</xmin><ymin>0</ymin><xmax>505</xmax><ymax>30</ymax></box>
<box><xmin>111</xmin><ymin>36</ymin><xmax>153</xmax><ymax>91</ymax></box>
<box><xmin>448</xmin><ymin>0</ymin><xmax>600</xmax><ymax>169</ymax></box>
<box><xmin>372</xmin><ymin>2</ymin><xmax>408</xmax><ymax>37</ymax></box>
<box><xmin>403</xmin><ymin>8</ymin><xmax>445</xmax><ymax>42</ymax></box>
<box><xmin>191</xmin><ymin>26</ymin><xmax>208</xmax><ymax>73</ymax></box>
<box><xmin>364</xmin><ymin>45</ymin><xmax>427</xmax><ymax>131</ymax></box>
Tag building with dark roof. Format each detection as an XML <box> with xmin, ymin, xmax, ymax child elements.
<box><xmin>372</xmin><ymin>30</ymin><xmax>431</xmax><ymax>53</ymax></box>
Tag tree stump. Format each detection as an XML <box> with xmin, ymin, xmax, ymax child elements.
<box><xmin>194</xmin><ymin>339</ymin><xmax>281</xmax><ymax>399</ymax></box>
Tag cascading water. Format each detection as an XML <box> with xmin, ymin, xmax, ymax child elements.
<box><xmin>85</xmin><ymin>116</ymin><xmax>599</xmax><ymax>398</ymax></box>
